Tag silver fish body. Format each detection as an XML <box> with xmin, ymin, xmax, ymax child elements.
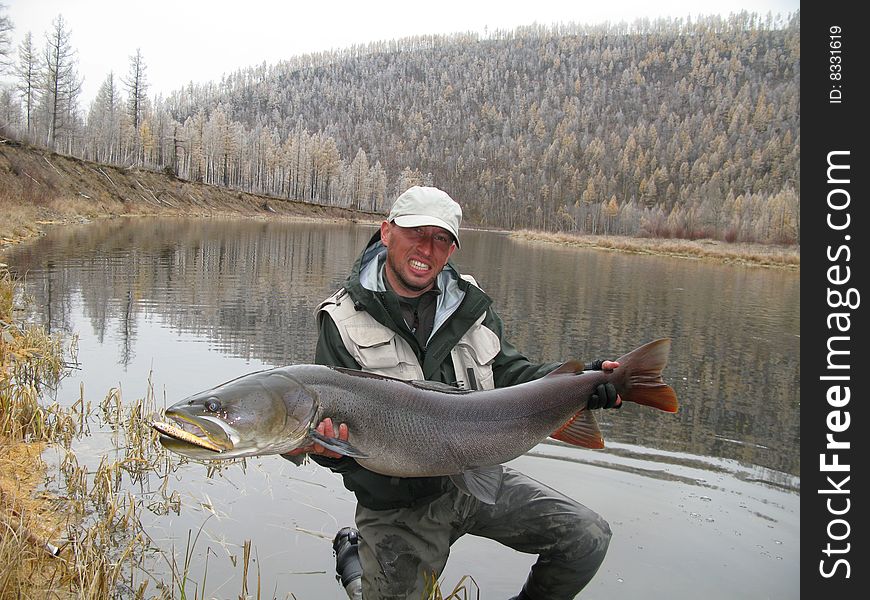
<box><xmin>155</xmin><ymin>338</ymin><xmax>678</xmax><ymax>487</ymax></box>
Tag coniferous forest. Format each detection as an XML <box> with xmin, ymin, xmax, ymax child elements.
<box><xmin>0</xmin><ymin>10</ymin><xmax>800</xmax><ymax>244</ymax></box>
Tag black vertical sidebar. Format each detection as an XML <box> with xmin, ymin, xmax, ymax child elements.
<box><xmin>802</xmin><ymin>3</ymin><xmax>866</xmax><ymax>598</ymax></box>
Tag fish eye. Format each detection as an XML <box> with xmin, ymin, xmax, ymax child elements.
<box><xmin>205</xmin><ymin>399</ymin><xmax>221</xmax><ymax>413</ymax></box>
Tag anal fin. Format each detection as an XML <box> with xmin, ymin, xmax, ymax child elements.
<box><xmin>550</xmin><ymin>409</ymin><xmax>605</xmax><ymax>449</ymax></box>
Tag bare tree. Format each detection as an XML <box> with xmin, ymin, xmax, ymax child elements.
<box><xmin>349</xmin><ymin>148</ymin><xmax>369</xmax><ymax>210</ymax></box>
<box><xmin>86</xmin><ymin>72</ymin><xmax>122</xmax><ymax>162</ymax></box>
<box><xmin>2</xmin><ymin>12</ymin><xmax>801</xmax><ymax>243</ymax></box>
<box><xmin>14</xmin><ymin>32</ymin><xmax>40</xmax><ymax>137</ymax></box>
<box><xmin>0</xmin><ymin>3</ymin><xmax>13</xmax><ymax>73</ymax></box>
<box><xmin>41</xmin><ymin>14</ymin><xmax>80</xmax><ymax>149</ymax></box>
<box><xmin>123</xmin><ymin>48</ymin><xmax>148</xmax><ymax>164</ymax></box>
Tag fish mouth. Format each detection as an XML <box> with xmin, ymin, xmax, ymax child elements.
<box><xmin>151</xmin><ymin>415</ymin><xmax>232</xmax><ymax>453</ymax></box>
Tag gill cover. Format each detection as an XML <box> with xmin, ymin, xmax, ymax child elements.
<box><xmin>257</xmin><ymin>369</ymin><xmax>322</xmax><ymax>451</ymax></box>
<box><xmin>159</xmin><ymin>367</ymin><xmax>325</xmax><ymax>459</ymax></box>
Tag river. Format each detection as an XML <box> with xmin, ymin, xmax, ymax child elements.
<box><xmin>3</xmin><ymin>217</ymin><xmax>799</xmax><ymax>599</ymax></box>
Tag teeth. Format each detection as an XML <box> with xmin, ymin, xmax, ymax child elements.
<box><xmin>409</xmin><ymin>260</ymin><xmax>429</xmax><ymax>271</ymax></box>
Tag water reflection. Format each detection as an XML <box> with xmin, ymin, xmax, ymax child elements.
<box><xmin>4</xmin><ymin>217</ymin><xmax>800</xmax><ymax>599</ymax></box>
<box><xmin>6</xmin><ymin>217</ymin><xmax>799</xmax><ymax>479</ymax></box>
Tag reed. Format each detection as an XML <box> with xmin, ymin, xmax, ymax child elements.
<box><xmin>0</xmin><ymin>266</ymin><xmax>278</xmax><ymax>599</ymax></box>
<box><xmin>426</xmin><ymin>573</ymin><xmax>480</xmax><ymax>600</ymax></box>
<box><xmin>1</xmin><ymin>266</ymin><xmax>476</xmax><ymax>598</ymax></box>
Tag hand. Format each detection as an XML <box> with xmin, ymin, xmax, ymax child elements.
<box><xmin>588</xmin><ymin>359</ymin><xmax>619</xmax><ymax>371</ymax></box>
<box><xmin>285</xmin><ymin>418</ymin><xmax>349</xmax><ymax>459</ymax></box>
<box><xmin>587</xmin><ymin>382</ymin><xmax>622</xmax><ymax>410</ymax></box>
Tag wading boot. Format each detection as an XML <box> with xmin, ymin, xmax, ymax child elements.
<box><xmin>333</xmin><ymin>526</ymin><xmax>363</xmax><ymax>600</ymax></box>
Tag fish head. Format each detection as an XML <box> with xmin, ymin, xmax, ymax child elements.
<box><xmin>156</xmin><ymin>367</ymin><xmax>319</xmax><ymax>460</ymax></box>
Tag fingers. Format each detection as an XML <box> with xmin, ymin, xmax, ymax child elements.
<box><xmin>589</xmin><ymin>383</ymin><xmax>620</xmax><ymax>409</ymax></box>
<box><xmin>602</xmin><ymin>360</ymin><xmax>620</xmax><ymax>371</ymax></box>
<box><xmin>313</xmin><ymin>418</ymin><xmax>348</xmax><ymax>459</ymax></box>
<box><xmin>602</xmin><ymin>383</ymin><xmax>618</xmax><ymax>408</ymax></box>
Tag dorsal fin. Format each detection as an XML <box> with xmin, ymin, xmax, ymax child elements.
<box><xmin>331</xmin><ymin>367</ymin><xmax>473</xmax><ymax>395</ymax></box>
<box><xmin>408</xmin><ymin>379</ymin><xmax>474</xmax><ymax>395</ymax></box>
<box><xmin>545</xmin><ymin>359</ymin><xmax>585</xmax><ymax>377</ymax></box>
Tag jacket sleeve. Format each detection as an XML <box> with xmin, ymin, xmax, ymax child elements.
<box><xmin>483</xmin><ymin>307</ymin><xmax>561</xmax><ymax>388</ymax></box>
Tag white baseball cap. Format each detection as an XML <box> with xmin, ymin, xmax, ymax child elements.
<box><xmin>387</xmin><ymin>186</ymin><xmax>463</xmax><ymax>248</ymax></box>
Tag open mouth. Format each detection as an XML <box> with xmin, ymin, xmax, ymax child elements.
<box><xmin>151</xmin><ymin>419</ymin><xmax>225</xmax><ymax>453</ymax></box>
<box><xmin>409</xmin><ymin>259</ymin><xmax>430</xmax><ymax>272</ymax></box>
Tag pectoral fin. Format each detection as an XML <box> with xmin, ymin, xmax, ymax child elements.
<box><xmin>450</xmin><ymin>465</ymin><xmax>505</xmax><ymax>505</ymax></box>
<box><xmin>309</xmin><ymin>430</ymin><xmax>369</xmax><ymax>459</ymax></box>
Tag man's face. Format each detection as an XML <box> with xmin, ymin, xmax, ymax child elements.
<box><xmin>380</xmin><ymin>222</ymin><xmax>456</xmax><ymax>297</ymax></box>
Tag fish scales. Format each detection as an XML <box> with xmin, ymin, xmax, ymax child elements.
<box><xmin>153</xmin><ymin>339</ymin><xmax>678</xmax><ymax>485</ymax></box>
<box><xmin>274</xmin><ymin>363</ymin><xmax>606</xmax><ymax>476</ymax></box>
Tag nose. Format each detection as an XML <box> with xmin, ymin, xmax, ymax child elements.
<box><xmin>416</xmin><ymin>234</ymin><xmax>435</xmax><ymax>256</ymax></box>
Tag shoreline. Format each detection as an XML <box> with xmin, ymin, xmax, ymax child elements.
<box><xmin>509</xmin><ymin>229</ymin><xmax>799</xmax><ymax>270</ymax></box>
<box><xmin>1</xmin><ymin>142</ymin><xmax>798</xmax><ymax>269</ymax></box>
<box><xmin>2</xmin><ymin>210</ymin><xmax>800</xmax><ymax>271</ymax></box>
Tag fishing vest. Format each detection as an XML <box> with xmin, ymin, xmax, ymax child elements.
<box><xmin>315</xmin><ymin>277</ymin><xmax>500</xmax><ymax>390</ymax></box>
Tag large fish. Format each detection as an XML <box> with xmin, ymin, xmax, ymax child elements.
<box><xmin>153</xmin><ymin>338</ymin><xmax>677</xmax><ymax>503</ymax></box>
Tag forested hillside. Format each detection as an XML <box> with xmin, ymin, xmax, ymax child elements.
<box><xmin>2</xmin><ymin>11</ymin><xmax>800</xmax><ymax>244</ymax></box>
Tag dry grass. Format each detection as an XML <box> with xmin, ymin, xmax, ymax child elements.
<box><xmin>1</xmin><ymin>266</ymin><xmax>76</xmax><ymax>598</ymax></box>
<box><xmin>0</xmin><ymin>267</ymin><xmax>159</xmax><ymax>598</ymax></box>
<box><xmin>511</xmin><ymin>229</ymin><xmax>800</xmax><ymax>270</ymax></box>
<box><xmin>0</xmin><ymin>266</ymin><xmax>282</xmax><ymax>599</ymax></box>
<box><xmin>0</xmin><ymin>440</ymin><xmax>69</xmax><ymax>598</ymax></box>
<box><xmin>0</xmin><ymin>269</ymin><xmax>516</xmax><ymax>599</ymax></box>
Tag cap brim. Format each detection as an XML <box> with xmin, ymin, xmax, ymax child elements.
<box><xmin>392</xmin><ymin>215</ymin><xmax>460</xmax><ymax>248</ymax></box>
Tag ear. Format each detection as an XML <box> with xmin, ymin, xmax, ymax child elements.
<box><xmin>380</xmin><ymin>221</ymin><xmax>391</xmax><ymax>246</ymax></box>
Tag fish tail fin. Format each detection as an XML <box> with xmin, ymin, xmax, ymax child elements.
<box><xmin>613</xmin><ymin>338</ymin><xmax>678</xmax><ymax>413</ymax></box>
<box><xmin>551</xmin><ymin>409</ymin><xmax>604</xmax><ymax>449</ymax></box>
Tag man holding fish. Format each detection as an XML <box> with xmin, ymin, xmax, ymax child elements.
<box><xmin>298</xmin><ymin>186</ymin><xmax>623</xmax><ymax>600</ymax></box>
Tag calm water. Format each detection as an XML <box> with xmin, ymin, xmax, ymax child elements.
<box><xmin>4</xmin><ymin>217</ymin><xmax>800</xmax><ymax>599</ymax></box>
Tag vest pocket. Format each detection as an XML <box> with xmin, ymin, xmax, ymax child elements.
<box><xmin>345</xmin><ymin>325</ymin><xmax>402</xmax><ymax>370</ymax></box>
<box><xmin>451</xmin><ymin>322</ymin><xmax>500</xmax><ymax>390</ymax></box>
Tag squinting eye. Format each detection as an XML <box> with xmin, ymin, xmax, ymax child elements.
<box><xmin>433</xmin><ymin>235</ymin><xmax>452</xmax><ymax>246</ymax></box>
<box><xmin>205</xmin><ymin>399</ymin><xmax>221</xmax><ymax>412</ymax></box>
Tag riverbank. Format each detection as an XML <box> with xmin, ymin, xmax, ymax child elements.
<box><xmin>0</xmin><ymin>139</ymin><xmax>379</xmax><ymax>250</ymax></box>
<box><xmin>511</xmin><ymin>230</ymin><xmax>800</xmax><ymax>270</ymax></box>
<box><xmin>2</xmin><ymin>139</ymin><xmax>799</xmax><ymax>269</ymax></box>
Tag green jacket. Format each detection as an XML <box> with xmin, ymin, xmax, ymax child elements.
<box><xmin>312</xmin><ymin>232</ymin><xmax>559</xmax><ymax>510</ymax></box>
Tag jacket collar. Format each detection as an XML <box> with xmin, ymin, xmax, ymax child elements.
<box><xmin>345</xmin><ymin>231</ymin><xmax>489</xmax><ymax>337</ymax></box>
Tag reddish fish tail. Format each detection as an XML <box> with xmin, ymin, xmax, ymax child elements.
<box><xmin>614</xmin><ymin>338</ymin><xmax>678</xmax><ymax>413</ymax></box>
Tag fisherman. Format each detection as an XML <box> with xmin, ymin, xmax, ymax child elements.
<box><xmin>288</xmin><ymin>186</ymin><xmax>622</xmax><ymax>600</ymax></box>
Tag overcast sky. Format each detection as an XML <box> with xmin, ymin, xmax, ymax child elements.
<box><xmin>3</xmin><ymin>0</ymin><xmax>799</xmax><ymax>107</ymax></box>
